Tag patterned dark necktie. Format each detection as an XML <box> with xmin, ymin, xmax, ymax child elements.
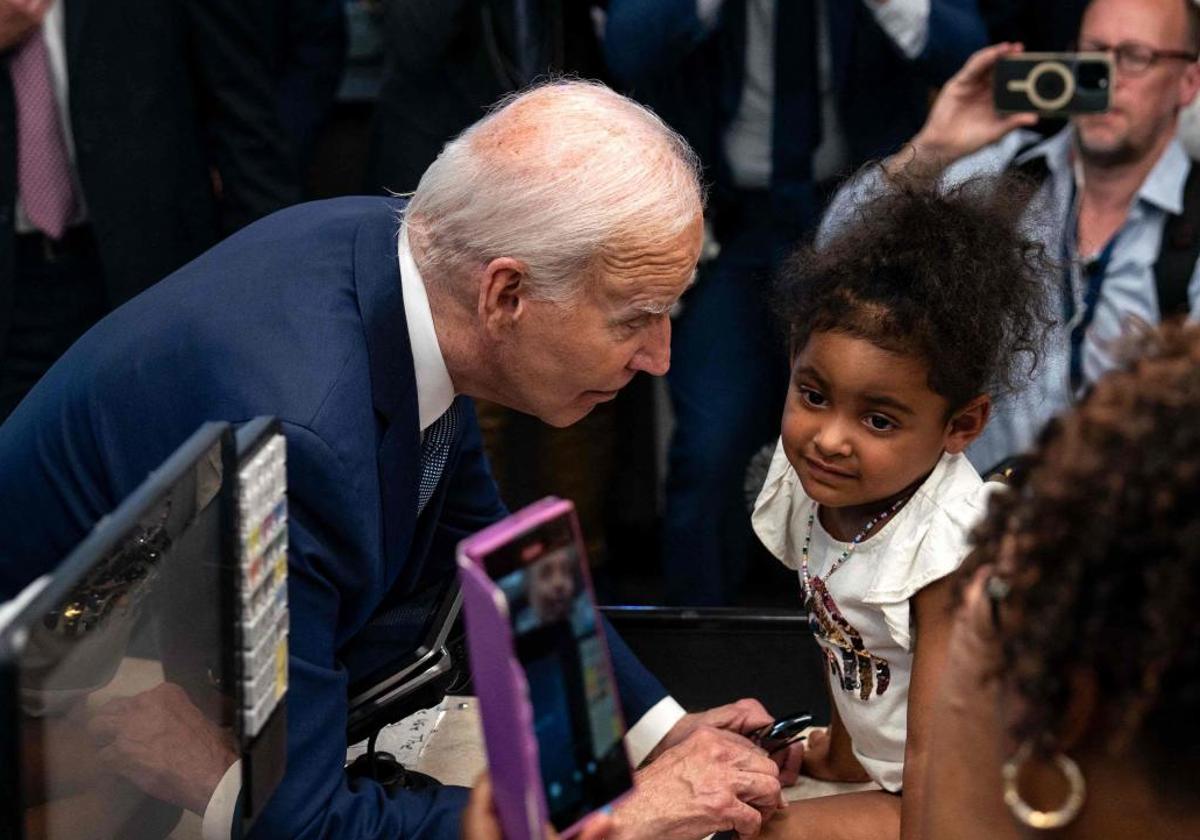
<box><xmin>417</xmin><ymin>399</ymin><xmax>462</xmax><ymax>515</ymax></box>
<box><xmin>9</xmin><ymin>27</ymin><xmax>78</xmax><ymax>239</ymax></box>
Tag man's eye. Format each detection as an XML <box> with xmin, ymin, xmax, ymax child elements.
<box><xmin>798</xmin><ymin>387</ymin><xmax>826</xmax><ymax>407</ymax></box>
<box><xmin>864</xmin><ymin>414</ymin><xmax>896</xmax><ymax>432</ymax></box>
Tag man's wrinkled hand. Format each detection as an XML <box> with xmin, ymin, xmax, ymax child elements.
<box><xmin>0</xmin><ymin>0</ymin><xmax>50</xmax><ymax>52</ymax></box>
<box><xmin>611</xmin><ymin>726</ymin><xmax>782</xmax><ymax>840</ymax></box>
<box><xmin>86</xmin><ymin>682</ymin><xmax>238</xmax><ymax>815</ymax></box>
<box><xmin>653</xmin><ymin>698</ymin><xmax>774</xmax><ymax>757</ymax></box>
<box><xmin>650</xmin><ymin>698</ymin><xmax>803</xmax><ymax>785</ymax></box>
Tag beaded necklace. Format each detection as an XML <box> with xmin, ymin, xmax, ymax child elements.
<box><xmin>799</xmin><ymin>494</ymin><xmax>912</xmax><ymax>604</ymax></box>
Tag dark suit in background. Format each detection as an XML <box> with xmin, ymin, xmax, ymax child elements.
<box><xmin>366</xmin><ymin>0</ymin><xmax>607</xmax><ymax>194</ymax></box>
<box><xmin>0</xmin><ymin>197</ymin><xmax>670</xmax><ymax>840</ymax></box>
<box><xmin>604</xmin><ymin>0</ymin><xmax>987</xmax><ymax>605</ymax></box>
<box><xmin>0</xmin><ymin>0</ymin><xmax>300</xmax><ymax>421</ymax></box>
<box><xmin>978</xmin><ymin>0</ymin><xmax>1088</xmax><ymax>51</ymax></box>
<box><xmin>271</xmin><ymin>0</ymin><xmax>347</xmax><ymax>174</ymax></box>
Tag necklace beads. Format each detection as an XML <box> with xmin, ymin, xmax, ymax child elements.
<box><xmin>799</xmin><ymin>495</ymin><xmax>911</xmax><ymax>603</ymax></box>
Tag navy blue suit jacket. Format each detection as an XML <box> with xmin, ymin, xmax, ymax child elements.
<box><xmin>0</xmin><ymin>197</ymin><xmax>669</xmax><ymax>840</ymax></box>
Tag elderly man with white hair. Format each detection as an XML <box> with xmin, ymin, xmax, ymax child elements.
<box><xmin>0</xmin><ymin>82</ymin><xmax>793</xmax><ymax>840</ymax></box>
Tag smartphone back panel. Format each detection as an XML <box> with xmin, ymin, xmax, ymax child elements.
<box><xmin>458</xmin><ymin>498</ymin><xmax>632</xmax><ymax>840</ymax></box>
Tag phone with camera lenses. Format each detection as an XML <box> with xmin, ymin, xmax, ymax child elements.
<box><xmin>993</xmin><ymin>52</ymin><xmax>1112</xmax><ymax>116</ymax></box>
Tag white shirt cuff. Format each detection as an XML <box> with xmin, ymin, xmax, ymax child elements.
<box><xmin>623</xmin><ymin>696</ymin><xmax>687</xmax><ymax>767</ymax></box>
<box><xmin>0</xmin><ymin>576</ymin><xmax>51</xmax><ymax>631</ymax></box>
<box><xmin>865</xmin><ymin>0</ymin><xmax>930</xmax><ymax>59</ymax></box>
<box><xmin>201</xmin><ymin>759</ymin><xmax>242</xmax><ymax>840</ymax></box>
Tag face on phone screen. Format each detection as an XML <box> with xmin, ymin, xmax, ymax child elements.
<box><xmin>486</xmin><ymin>516</ymin><xmax>632</xmax><ymax>831</ymax></box>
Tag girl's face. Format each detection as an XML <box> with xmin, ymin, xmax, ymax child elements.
<box><xmin>782</xmin><ymin>331</ymin><xmax>983</xmax><ymax>510</ymax></box>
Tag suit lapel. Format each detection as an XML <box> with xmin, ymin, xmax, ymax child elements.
<box><xmin>354</xmin><ymin>199</ymin><xmax>421</xmax><ymax>578</ymax></box>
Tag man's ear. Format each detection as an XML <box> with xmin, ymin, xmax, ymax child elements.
<box><xmin>1179</xmin><ymin>59</ymin><xmax>1200</xmax><ymax>109</ymax></box>
<box><xmin>478</xmin><ymin>257</ymin><xmax>528</xmax><ymax>334</ymax></box>
<box><xmin>943</xmin><ymin>394</ymin><xmax>991</xmax><ymax>454</ymax></box>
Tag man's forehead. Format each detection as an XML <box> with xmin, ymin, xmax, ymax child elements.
<box><xmin>604</xmin><ymin>266</ymin><xmax>697</xmax><ymax>312</ymax></box>
<box><xmin>1080</xmin><ymin>0</ymin><xmax>1180</xmax><ymax>42</ymax></box>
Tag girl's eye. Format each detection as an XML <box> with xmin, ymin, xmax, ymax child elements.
<box><xmin>798</xmin><ymin>386</ymin><xmax>827</xmax><ymax>407</ymax></box>
<box><xmin>865</xmin><ymin>414</ymin><xmax>896</xmax><ymax>432</ymax></box>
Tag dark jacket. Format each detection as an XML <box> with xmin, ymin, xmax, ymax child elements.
<box><xmin>366</xmin><ymin>0</ymin><xmax>608</xmax><ymax>194</ymax></box>
<box><xmin>604</xmin><ymin>0</ymin><xmax>987</xmax><ymax>236</ymax></box>
<box><xmin>0</xmin><ymin>0</ymin><xmax>301</xmax><ymax>358</ymax></box>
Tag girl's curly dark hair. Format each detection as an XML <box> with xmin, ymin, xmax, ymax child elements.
<box><xmin>775</xmin><ymin>171</ymin><xmax>1054</xmax><ymax>411</ymax></box>
<box><xmin>962</xmin><ymin>323</ymin><xmax>1200</xmax><ymax>804</ymax></box>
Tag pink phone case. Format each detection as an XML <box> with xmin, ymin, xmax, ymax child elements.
<box><xmin>457</xmin><ymin>497</ymin><xmax>631</xmax><ymax>840</ymax></box>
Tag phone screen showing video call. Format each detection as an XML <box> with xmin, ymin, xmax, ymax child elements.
<box><xmin>486</xmin><ymin>514</ymin><xmax>633</xmax><ymax>830</ymax></box>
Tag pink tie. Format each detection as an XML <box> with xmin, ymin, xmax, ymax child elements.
<box><xmin>9</xmin><ymin>27</ymin><xmax>78</xmax><ymax>240</ymax></box>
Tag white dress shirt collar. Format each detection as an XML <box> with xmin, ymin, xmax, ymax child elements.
<box><xmin>398</xmin><ymin>224</ymin><xmax>456</xmax><ymax>432</ymax></box>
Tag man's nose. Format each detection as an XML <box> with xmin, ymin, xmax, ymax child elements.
<box><xmin>630</xmin><ymin>317</ymin><xmax>671</xmax><ymax>377</ymax></box>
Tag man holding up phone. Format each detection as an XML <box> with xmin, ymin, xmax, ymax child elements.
<box><xmin>823</xmin><ymin>0</ymin><xmax>1200</xmax><ymax>472</ymax></box>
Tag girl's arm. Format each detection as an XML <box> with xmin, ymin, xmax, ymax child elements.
<box><xmin>899</xmin><ymin>575</ymin><xmax>957</xmax><ymax>840</ymax></box>
<box><xmin>804</xmin><ymin>667</ymin><xmax>871</xmax><ymax>782</ymax></box>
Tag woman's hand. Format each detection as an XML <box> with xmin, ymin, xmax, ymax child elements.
<box><xmin>462</xmin><ymin>775</ymin><xmax>614</xmax><ymax>840</ymax></box>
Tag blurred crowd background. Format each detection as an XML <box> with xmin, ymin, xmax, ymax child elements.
<box><xmin>5</xmin><ymin>0</ymin><xmax>1199</xmax><ymax>609</ymax></box>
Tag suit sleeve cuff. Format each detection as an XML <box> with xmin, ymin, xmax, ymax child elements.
<box><xmin>864</xmin><ymin>0</ymin><xmax>930</xmax><ymax>58</ymax></box>
<box><xmin>623</xmin><ymin>696</ymin><xmax>687</xmax><ymax>767</ymax></box>
<box><xmin>201</xmin><ymin>759</ymin><xmax>243</xmax><ymax>840</ymax></box>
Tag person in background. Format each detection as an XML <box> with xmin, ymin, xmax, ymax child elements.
<box><xmin>272</xmin><ymin>0</ymin><xmax>347</xmax><ymax>176</ymax></box>
<box><xmin>1182</xmin><ymin>55</ymin><xmax>1200</xmax><ymax>158</ymax></box>
<box><xmin>824</xmin><ymin>0</ymin><xmax>1200</xmax><ymax>472</ymax></box>
<box><xmin>0</xmin><ymin>0</ymin><xmax>301</xmax><ymax>421</ymax></box>
<box><xmin>924</xmin><ymin>321</ymin><xmax>1200</xmax><ymax>840</ymax></box>
<box><xmin>604</xmin><ymin>0</ymin><xmax>988</xmax><ymax>605</ymax></box>
<box><xmin>977</xmin><ymin>0</ymin><xmax>1088</xmax><ymax>51</ymax></box>
<box><xmin>366</xmin><ymin>0</ymin><xmax>608</xmax><ymax>195</ymax></box>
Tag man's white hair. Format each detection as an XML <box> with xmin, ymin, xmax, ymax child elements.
<box><xmin>405</xmin><ymin>80</ymin><xmax>705</xmax><ymax>305</ymax></box>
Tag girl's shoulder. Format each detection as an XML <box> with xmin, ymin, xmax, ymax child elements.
<box><xmin>863</xmin><ymin>452</ymin><xmax>998</xmax><ymax>605</ymax></box>
<box><xmin>750</xmin><ymin>438</ymin><xmax>814</xmax><ymax>571</ymax></box>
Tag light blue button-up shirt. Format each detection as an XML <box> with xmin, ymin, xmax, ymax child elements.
<box><xmin>821</xmin><ymin>126</ymin><xmax>1199</xmax><ymax>471</ymax></box>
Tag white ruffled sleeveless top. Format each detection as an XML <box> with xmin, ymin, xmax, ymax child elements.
<box><xmin>751</xmin><ymin>439</ymin><xmax>995</xmax><ymax>791</ymax></box>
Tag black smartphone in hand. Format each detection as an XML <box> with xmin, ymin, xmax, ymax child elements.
<box><xmin>749</xmin><ymin>712</ymin><xmax>813</xmax><ymax>754</ymax></box>
<box><xmin>994</xmin><ymin>52</ymin><xmax>1112</xmax><ymax>116</ymax></box>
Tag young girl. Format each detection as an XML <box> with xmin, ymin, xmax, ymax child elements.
<box><xmin>751</xmin><ymin>175</ymin><xmax>1050</xmax><ymax>839</ymax></box>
